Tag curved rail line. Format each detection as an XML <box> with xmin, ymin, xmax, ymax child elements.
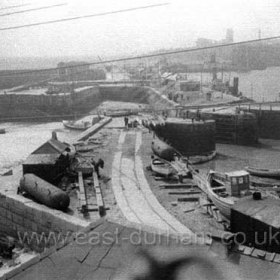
<box><xmin>112</xmin><ymin>130</ymin><xmax>193</xmax><ymax>236</ymax></box>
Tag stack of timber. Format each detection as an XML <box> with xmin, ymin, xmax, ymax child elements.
<box><xmin>150</xmin><ymin>157</ymin><xmax>177</xmax><ymax>177</ymax></box>
<box><xmin>78</xmin><ymin>171</ymin><xmax>88</xmax><ymax>214</ymax></box>
<box><xmin>92</xmin><ymin>171</ymin><xmax>106</xmax><ymax>217</ymax></box>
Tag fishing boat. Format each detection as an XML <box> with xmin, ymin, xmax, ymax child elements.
<box><xmin>203</xmin><ymin>170</ymin><xmax>252</xmax><ymax>221</ymax></box>
<box><xmin>245</xmin><ymin>166</ymin><xmax>280</xmax><ymax>178</ymax></box>
<box><xmin>62</xmin><ymin>120</ymin><xmax>91</xmax><ymax>131</ymax></box>
<box><xmin>151</xmin><ymin>157</ymin><xmax>176</xmax><ymax>177</ymax></box>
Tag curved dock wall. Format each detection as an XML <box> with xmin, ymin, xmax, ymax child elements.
<box><xmin>153</xmin><ymin>120</ymin><xmax>216</xmax><ymax>156</ymax></box>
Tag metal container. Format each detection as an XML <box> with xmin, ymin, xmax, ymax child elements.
<box><xmin>19</xmin><ymin>173</ymin><xmax>70</xmax><ymax>211</ymax></box>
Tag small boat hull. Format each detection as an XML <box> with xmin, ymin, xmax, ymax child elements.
<box><xmin>245</xmin><ymin>166</ymin><xmax>280</xmax><ymax>178</ymax></box>
<box><xmin>0</xmin><ymin>128</ymin><xmax>5</xmax><ymax>134</ymax></box>
<box><xmin>193</xmin><ymin>171</ymin><xmax>234</xmax><ymax>222</ymax></box>
<box><xmin>206</xmin><ymin>189</ymin><xmax>232</xmax><ymax>221</ymax></box>
<box><xmin>62</xmin><ymin>120</ymin><xmax>91</xmax><ymax>131</ymax></box>
<box><xmin>151</xmin><ymin>158</ymin><xmax>176</xmax><ymax>177</ymax></box>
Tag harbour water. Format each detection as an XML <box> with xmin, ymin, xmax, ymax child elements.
<box><xmin>189</xmin><ymin>66</ymin><xmax>280</xmax><ymax>102</ymax></box>
<box><xmin>0</xmin><ymin>122</ymin><xmax>79</xmax><ymax>173</ymax></box>
<box><xmin>197</xmin><ymin>139</ymin><xmax>280</xmax><ymax>175</ymax></box>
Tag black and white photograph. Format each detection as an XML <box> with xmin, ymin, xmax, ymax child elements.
<box><xmin>1</xmin><ymin>0</ymin><xmax>280</xmax><ymax>279</ymax></box>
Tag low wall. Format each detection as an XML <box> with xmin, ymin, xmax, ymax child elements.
<box><xmin>0</xmin><ymin>189</ymin><xmax>90</xmax><ymax>252</ymax></box>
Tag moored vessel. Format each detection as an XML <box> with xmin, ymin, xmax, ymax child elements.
<box><xmin>245</xmin><ymin>166</ymin><xmax>280</xmax><ymax>178</ymax></box>
<box><xmin>62</xmin><ymin>120</ymin><xmax>91</xmax><ymax>130</ymax></box>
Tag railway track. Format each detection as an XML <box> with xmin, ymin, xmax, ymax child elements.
<box><xmin>112</xmin><ymin>130</ymin><xmax>193</xmax><ymax>236</ymax></box>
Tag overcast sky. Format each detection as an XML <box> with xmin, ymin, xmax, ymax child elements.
<box><xmin>1</xmin><ymin>0</ymin><xmax>280</xmax><ymax>59</ymax></box>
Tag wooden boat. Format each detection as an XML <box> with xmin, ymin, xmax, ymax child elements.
<box><xmin>151</xmin><ymin>157</ymin><xmax>176</xmax><ymax>177</ymax></box>
<box><xmin>245</xmin><ymin>166</ymin><xmax>280</xmax><ymax>178</ymax></box>
<box><xmin>62</xmin><ymin>120</ymin><xmax>91</xmax><ymax>131</ymax></box>
<box><xmin>0</xmin><ymin>128</ymin><xmax>5</xmax><ymax>134</ymax></box>
<box><xmin>201</xmin><ymin>170</ymin><xmax>252</xmax><ymax>221</ymax></box>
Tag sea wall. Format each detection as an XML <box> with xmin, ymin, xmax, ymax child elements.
<box><xmin>0</xmin><ymin>190</ymin><xmax>90</xmax><ymax>252</ymax></box>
